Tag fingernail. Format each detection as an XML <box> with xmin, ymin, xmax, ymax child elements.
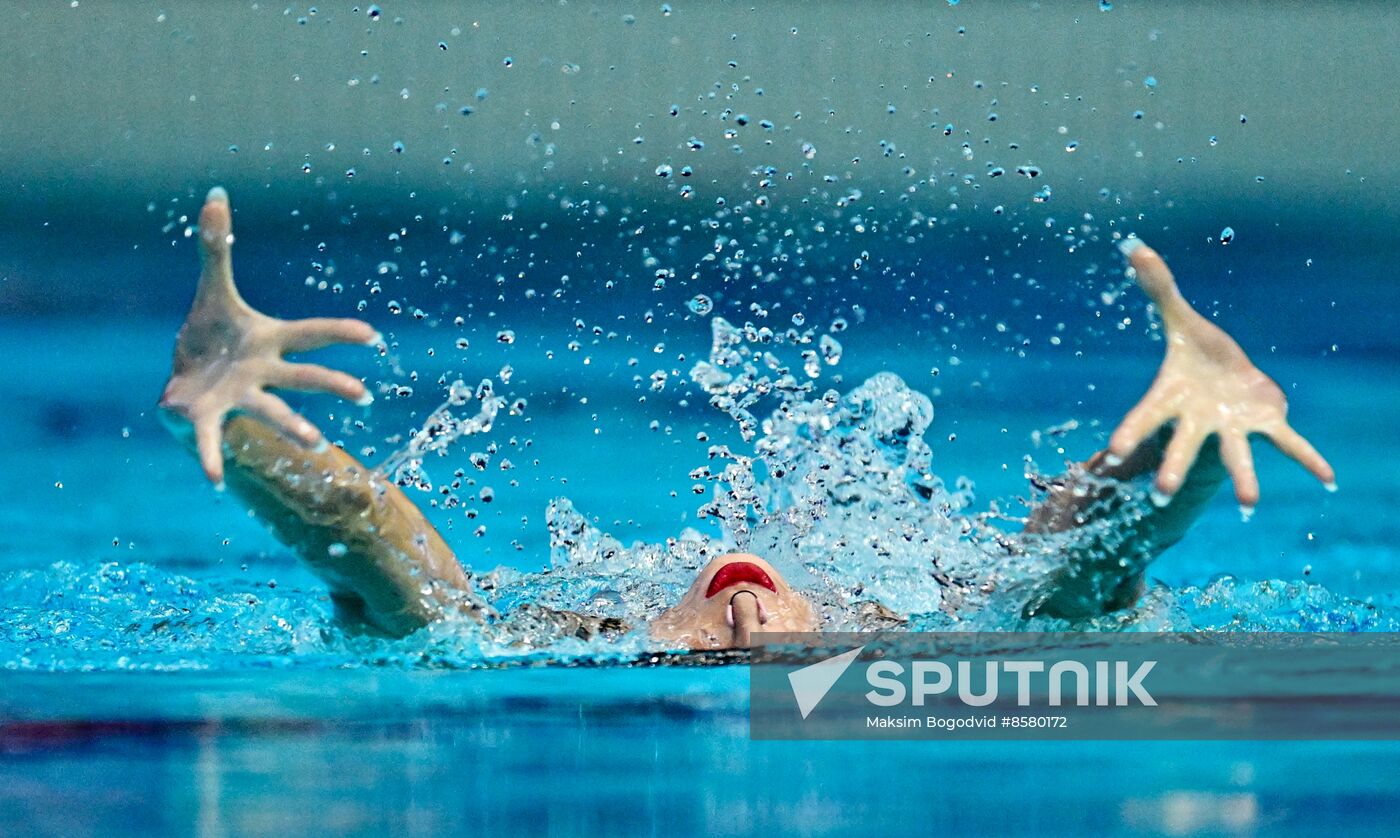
<box><xmin>206</xmin><ymin>186</ymin><xmax>228</xmax><ymax>203</ymax></box>
<box><xmin>1324</xmin><ymin>481</ymin><xmax>1338</xmax><ymax>493</ymax></box>
<box><xmin>355</xmin><ymin>391</ymin><xmax>375</xmax><ymax>407</ymax></box>
<box><xmin>1239</xmin><ymin>504</ymin><xmax>1255</xmax><ymax>523</ymax></box>
<box><xmin>365</xmin><ymin>331</ymin><xmax>385</xmax><ymax>347</ymax></box>
<box><xmin>213</xmin><ymin>481</ymin><xmax>226</xmax><ymax>493</ymax></box>
<box><xmin>1117</xmin><ymin>236</ymin><xmax>1145</xmax><ymax>257</ymax></box>
<box><xmin>1150</xmin><ymin>489</ymin><xmax>1173</xmax><ymax>508</ymax></box>
<box><xmin>1103</xmin><ymin>453</ymin><xmax>1124</xmax><ymax>467</ymax></box>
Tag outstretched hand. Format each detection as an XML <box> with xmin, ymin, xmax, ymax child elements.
<box><xmin>1105</xmin><ymin>239</ymin><xmax>1336</xmax><ymax>510</ymax></box>
<box><xmin>158</xmin><ymin>187</ymin><xmax>380</xmax><ymax>485</ymax></box>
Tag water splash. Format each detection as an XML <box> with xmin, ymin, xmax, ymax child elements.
<box><xmin>377</xmin><ymin>378</ymin><xmax>503</xmax><ymax>489</ymax></box>
<box><xmin>1</xmin><ymin>318</ymin><xmax>1387</xmax><ymax>672</ymax></box>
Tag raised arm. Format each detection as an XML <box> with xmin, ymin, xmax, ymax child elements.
<box><xmin>159</xmin><ymin>188</ymin><xmax>489</xmax><ymax>635</ymax></box>
<box><xmin>158</xmin><ymin>187</ymin><xmax>378</xmax><ymax>486</ymax></box>
<box><xmin>1023</xmin><ymin>239</ymin><xmax>1336</xmax><ymax>618</ymax></box>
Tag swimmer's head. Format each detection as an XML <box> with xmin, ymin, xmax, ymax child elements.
<box><xmin>650</xmin><ymin>553</ymin><xmax>818</xmax><ymax>650</ymax></box>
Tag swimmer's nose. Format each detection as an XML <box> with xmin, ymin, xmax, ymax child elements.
<box><xmin>727</xmin><ymin>590</ymin><xmax>766</xmax><ymax>649</ymax></box>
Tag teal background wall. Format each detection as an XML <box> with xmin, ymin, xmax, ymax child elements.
<box><xmin>2</xmin><ymin>2</ymin><xmax>1396</xmax><ymax>224</ymax></box>
<box><xmin>1</xmin><ymin>1</ymin><xmax>1396</xmax><ymax>315</ymax></box>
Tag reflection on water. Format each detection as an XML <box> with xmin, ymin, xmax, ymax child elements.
<box><xmin>3</xmin><ymin>670</ymin><xmax>1399</xmax><ymax>837</ymax></box>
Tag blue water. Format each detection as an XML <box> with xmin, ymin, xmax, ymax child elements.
<box><xmin>3</xmin><ymin>224</ymin><xmax>1399</xmax><ymax>834</ymax></box>
<box><xmin>2</xmin><ymin>0</ymin><xmax>1398</xmax><ymax>828</ymax></box>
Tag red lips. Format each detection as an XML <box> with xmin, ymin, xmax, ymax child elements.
<box><xmin>705</xmin><ymin>561</ymin><xmax>777</xmax><ymax>598</ymax></box>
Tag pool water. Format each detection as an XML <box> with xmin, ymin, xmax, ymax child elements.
<box><xmin>2</xmin><ymin>224</ymin><xmax>1398</xmax><ymax>833</ymax></box>
<box><xmin>3</xmin><ymin>0</ymin><xmax>1400</xmax><ymax>831</ymax></box>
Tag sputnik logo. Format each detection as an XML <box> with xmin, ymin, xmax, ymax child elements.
<box><xmin>787</xmin><ymin>645</ymin><xmax>866</xmax><ymax>719</ymax></box>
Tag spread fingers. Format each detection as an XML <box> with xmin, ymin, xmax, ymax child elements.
<box><xmin>271</xmin><ymin>362</ymin><xmax>371</xmax><ymax>404</ymax></box>
<box><xmin>281</xmin><ymin>318</ymin><xmax>380</xmax><ymax>353</ymax></box>
<box><xmin>244</xmin><ymin>391</ymin><xmax>323</xmax><ymax>448</ymax></box>
<box><xmin>198</xmin><ymin>187</ymin><xmax>234</xmax><ymax>281</ymax></box>
<box><xmin>1268</xmin><ymin>423</ymin><xmax>1336</xmax><ymax>488</ymax></box>
<box><xmin>1219</xmin><ymin>431</ymin><xmax>1260</xmax><ymax>508</ymax></box>
<box><xmin>1108</xmin><ymin>397</ymin><xmax>1167</xmax><ymax>462</ymax></box>
<box><xmin>194</xmin><ymin>415</ymin><xmax>226</xmax><ymax>486</ymax></box>
<box><xmin>1153</xmin><ymin>422</ymin><xmax>1207</xmax><ymax>501</ymax></box>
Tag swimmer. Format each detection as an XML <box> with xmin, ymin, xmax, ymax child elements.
<box><xmin>159</xmin><ymin>188</ymin><xmax>1335</xmax><ymax>649</ymax></box>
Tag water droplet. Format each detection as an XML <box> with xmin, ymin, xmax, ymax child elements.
<box><xmin>1220</xmin><ymin>226</ymin><xmax>1235</xmax><ymax>245</ymax></box>
<box><xmin>819</xmin><ymin>334</ymin><xmax>843</xmax><ymax>365</ymax></box>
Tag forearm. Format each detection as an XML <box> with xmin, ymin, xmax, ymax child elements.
<box><xmin>1022</xmin><ymin>428</ymin><xmax>1228</xmax><ymax>618</ymax></box>
<box><xmin>218</xmin><ymin>415</ymin><xmax>490</xmax><ymax>635</ymax></box>
<box><xmin>1018</xmin><ymin>238</ymin><xmax>1337</xmax><ymax>620</ymax></box>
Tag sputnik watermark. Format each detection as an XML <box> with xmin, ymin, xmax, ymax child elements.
<box><xmin>787</xmin><ymin>645</ymin><xmax>865</xmax><ymax>719</ymax></box>
<box><xmin>788</xmin><ymin>646</ymin><xmax>1154</xmax><ymax>722</ymax></box>
<box><xmin>863</xmin><ymin>658</ymin><xmax>1156</xmax><ymax>707</ymax></box>
<box><xmin>751</xmin><ymin>632</ymin><xmax>1400</xmax><ymax>740</ymax></box>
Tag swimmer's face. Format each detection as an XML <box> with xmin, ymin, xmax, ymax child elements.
<box><xmin>650</xmin><ymin>553</ymin><xmax>819</xmax><ymax>650</ymax></box>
